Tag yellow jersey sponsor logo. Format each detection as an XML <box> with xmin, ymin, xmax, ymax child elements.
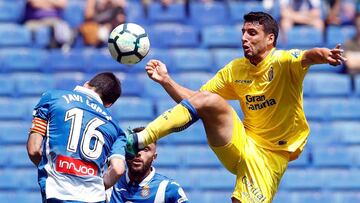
<box><xmin>245</xmin><ymin>95</ymin><xmax>276</xmax><ymax>110</ymax></box>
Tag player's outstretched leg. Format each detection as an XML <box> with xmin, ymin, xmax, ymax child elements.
<box><xmin>126</xmin><ymin>91</ymin><xmax>234</xmax><ymax>152</ymax></box>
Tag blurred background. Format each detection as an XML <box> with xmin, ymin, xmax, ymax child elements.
<box><xmin>0</xmin><ymin>0</ymin><xmax>360</xmax><ymax>202</ymax></box>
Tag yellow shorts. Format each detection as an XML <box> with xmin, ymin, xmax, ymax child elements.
<box><xmin>211</xmin><ymin>109</ymin><xmax>289</xmax><ymax>203</ymax></box>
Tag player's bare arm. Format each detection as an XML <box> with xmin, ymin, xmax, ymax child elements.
<box><xmin>145</xmin><ymin>59</ymin><xmax>196</xmax><ymax>103</ymax></box>
<box><xmin>302</xmin><ymin>44</ymin><xmax>347</xmax><ymax>67</ymax></box>
<box><xmin>103</xmin><ymin>158</ymin><xmax>126</xmax><ymax>190</ymax></box>
<box><xmin>26</xmin><ymin>132</ymin><xmax>44</xmax><ymax>166</ymax></box>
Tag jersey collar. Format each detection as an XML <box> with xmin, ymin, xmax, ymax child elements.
<box><xmin>126</xmin><ymin>167</ymin><xmax>156</xmax><ymax>186</ymax></box>
<box><xmin>74</xmin><ymin>86</ymin><xmax>103</xmax><ymax>104</ymax></box>
<box><xmin>247</xmin><ymin>48</ymin><xmax>276</xmax><ymax>76</ymax></box>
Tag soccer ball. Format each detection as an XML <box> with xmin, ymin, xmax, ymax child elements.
<box><xmin>108</xmin><ymin>23</ymin><xmax>150</xmax><ymax>65</ymax></box>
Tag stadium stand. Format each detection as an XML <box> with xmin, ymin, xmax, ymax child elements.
<box><xmin>147</xmin><ymin>2</ymin><xmax>186</xmax><ymax>24</ymax></box>
<box><xmin>0</xmin><ymin>1</ymin><xmax>360</xmax><ymax>203</ymax></box>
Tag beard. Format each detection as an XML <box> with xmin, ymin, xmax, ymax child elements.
<box><xmin>127</xmin><ymin>159</ymin><xmax>153</xmax><ymax>176</ymax></box>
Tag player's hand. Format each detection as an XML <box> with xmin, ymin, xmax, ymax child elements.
<box><xmin>145</xmin><ymin>59</ymin><xmax>170</xmax><ymax>84</ymax></box>
<box><xmin>327</xmin><ymin>44</ymin><xmax>347</xmax><ymax>66</ymax></box>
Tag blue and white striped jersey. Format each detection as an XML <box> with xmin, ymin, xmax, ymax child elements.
<box><xmin>34</xmin><ymin>86</ymin><xmax>126</xmax><ymax>202</ymax></box>
<box><xmin>109</xmin><ymin>168</ymin><xmax>188</xmax><ymax>203</ymax></box>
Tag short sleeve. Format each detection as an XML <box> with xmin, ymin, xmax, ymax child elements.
<box><xmin>108</xmin><ymin>130</ymin><xmax>126</xmax><ymax>161</ymax></box>
<box><xmin>165</xmin><ymin>181</ymin><xmax>188</xmax><ymax>203</ymax></box>
<box><xmin>200</xmin><ymin>66</ymin><xmax>238</xmax><ymax>100</ymax></box>
<box><xmin>285</xmin><ymin>49</ymin><xmax>309</xmax><ymax>81</ymax></box>
<box><xmin>33</xmin><ymin>91</ymin><xmax>52</xmax><ymax>121</ymax></box>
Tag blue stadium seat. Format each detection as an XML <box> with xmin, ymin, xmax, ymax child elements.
<box><xmin>280</xmin><ymin>169</ymin><xmax>324</xmax><ymax>189</ymax></box>
<box><xmin>0</xmin><ymin>170</ymin><xmax>19</xmax><ymax>189</ymax></box>
<box><xmin>125</xmin><ymin>48</ymin><xmax>174</xmax><ymax>73</ymax></box>
<box><xmin>152</xmin><ymin>169</ymin><xmax>192</xmax><ymax>189</ymax></box>
<box><xmin>351</xmin><ymin>147</ymin><xmax>360</xmax><ymax>167</ymax></box>
<box><xmin>0</xmin><ymin>122</ymin><xmax>30</xmax><ymax>144</ymax></box>
<box><xmin>228</xmin><ymin>1</ymin><xmax>266</xmax><ymax>23</ymax></box>
<box><xmin>148</xmin><ymin>3</ymin><xmax>186</xmax><ymax>23</ymax></box>
<box><xmin>0</xmin><ymin>170</ymin><xmax>38</xmax><ymax>190</ymax></box>
<box><xmin>147</xmin><ymin>48</ymin><xmax>173</xmax><ymax>69</ymax></box>
<box><xmin>156</xmin><ymin>121</ymin><xmax>207</xmax><ymax>145</ymax></box>
<box><xmin>18</xmin><ymin>169</ymin><xmax>38</xmax><ymax>189</ymax></box>
<box><xmin>304</xmin><ymin>97</ymin><xmax>360</xmax><ymax>121</ymax></box>
<box><xmin>34</xmin><ymin>26</ymin><xmax>51</xmax><ymax>48</ymax></box>
<box><xmin>303</xmin><ymin>75</ymin><xmax>312</xmax><ymax>97</ymax></box>
<box><xmin>20</xmin><ymin>97</ymin><xmax>41</xmax><ymax>121</ymax></box>
<box><xmin>21</xmin><ymin>192</ymin><xmax>42</xmax><ymax>203</ymax></box>
<box><xmin>273</xmin><ymin>192</ymin><xmax>294</xmax><ymax>203</ymax></box>
<box><xmin>190</xmin><ymin>169</ymin><xmax>234</xmax><ymax>190</ymax></box>
<box><xmin>307</xmin><ymin>121</ymin><xmax>339</xmax><ymax>145</ymax></box>
<box><xmin>63</xmin><ymin>0</ymin><xmax>85</xmax><ymax>28</ymax></box>
<box><xmin>189</xmin><ymin>2</ymin><xmax>229</xmax><ymax>27</ymax></box>
<box><xmin>304</xmin><ymin>73</ymin><xmax>351</xmax><ymax>97</ymax></box>
<box><xmin>309</xmin><ymin>63</ymin><xmax>342</xmax><ymax>73</ymax></box>
<box><xmin>111</xmin><ymin>97</ymin><xmax>154</xmax><ymax>120</ymax></box>
<box><xmin>141</xmin><ymin>79</ymin><xmax>170</xmax><ymax>99</ymax></box>
<box><xmin>14</xmin><ymin>73</ymin><xmax>54</xmax><ymax>96</ymax></box>
<box><xmin>154</xmin><ymin>146</ymin><xmax>181</xmax><ymax>167</ymax></box>
<box><xmin>293</xmin><ymin>192</ymin><xmax>332</xmax><ymax>203</ymax></box>
<box><xmin>0</xmin><ymin>99</ymin><xmax>26</xmax><ymax>120</ymax></box>
<box><xmin>148</xmin><ymin>24</ymin><xmax>199</xmax><ymax>48</ymax></box>
<box><xmin>3</xmin><ymin>146</ymin><xmax>33</xmax><ymax>167</ymax></box>
<box><xmin>355</xmin><ymin>74</ymin><xmax>360</xmax><ymax>96</ymax></box>
<box><xmin>303</xmin><ymin>99</ymin><xmax>328</xmax><ymax>121</ymax></box>
<box><xmin>170</xmin><ymin>169</ymin><xmax>195</xmax><ymax>189</ymax></box>
<box><xmin>172</xmin><ymin>49</ymin><xmax>212</xmax><ymax>72</ymax></box>
<box><xmin>0</xmin><ymin>192</ymin><xmax>23</xmax><ymax>202</ymax></box>
<box><xmin>331</xmin><ymin>121</ymin><xmax>360</xmax><ymax>144</ymax></box>
<box><xmin>183</xmin><ymin>146</ymin><xmax>221</xmax><ymax>168</ymax></box>
<box><xmin>120</xmin><ymin>74</ymin><xmax>144</xmax><ymax>96</ymax></box>
<box><xmin>0</xmin><ymin>75</ymin><xmax>15</xmax><ymax>96</ymax></box>
<box><xmin>54</xmin><ymin>72</ymin><xmax>85</xmax><ymax>90</ymax></box>
<box><xmin>173</xmin><ymin>73</ymin><xmax>212</xmax><ymax>90</ymax></box>
<box><xmin>202</xmin><ymin>26</ymin><xmax>242</xmax><ymax>48</ymax></box>
<box><xmin>0</xmin><ymin>48</ymin><xmax>47</xmax><ymax>72</ymax></box>
<box><xmin>47</xmin><ymin>49</ymin><xmax>86</xmax><ymax>72</ymax></box>
<box><xmin>155</xmin><ymin>99</ymin><xmax>177</xmax><ymax>115</ymax></box>
<box><xmin>334</xmin><ymin>192</ymin><xmax>360</xmax><ymax>203</ymax></box>
<box><xmin>0</xmin><ymin>192</ymin><xmax>41</xmax><ymax>203</ymax></box>
<box><xmin>189</xmin><ymin>191</ymin><xmax>233</xmax><ymax>203</ymax></box>
<box><xmin>84</xmin><ymin>48</ymin><xmax>121</xmax><ymax>72</ymax></box>
<box><xmin>327</xmin><ymin>98</ymin><xmax>360</xmax><ymax>120</ymax></box>
<box><xmin>126</xmin><ymin>1</ymin><xmax>148</xmax><ymax>25</ymax></box>
<box><xmin>212</xmin><ymin>48</ymin><xmax>244</xmax><ymax>69</ymax></box>
<box><xmin>0</xmin><ymin>1</ymin><xmax>25</xmax><ymax>23</ymax></box>
<box><xmin>326</xmin><ymin>26</ymin><xmax>356</xmax><ymax>48</ymax></box>
<box><xmin>284</xmin><ymin>26</ymin><xmax>323</xmax><ymax>48</ymax></box>
<box><xmin>325</xmin><ymin>170</ymin><xmax>360</xmax><ymax>189</ymax></box>
<box><xmin>313</xmin><ymin>147</ymin><xmax>353</xmax><ymax>167</ymax></box>
<box><xmin>0</xmin><ymin>24</ymin><xmax>31</xmax><ymax>47</ymax></box>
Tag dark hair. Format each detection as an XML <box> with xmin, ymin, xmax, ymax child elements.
<box><xmin>88</xmin><ymin>72</ymin><xmax>121</xmax><ymax>105</ymax></box>
<box><xmin>244</xmin><ymin>12</ymin><xmax>279</xmax><ymax>46</ymax></box>
<box><xmin>132</xmin><ymin>127</ymin><xmax>157</xmax><ymax>145</ymax></box>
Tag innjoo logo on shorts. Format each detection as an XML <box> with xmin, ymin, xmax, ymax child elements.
<box><xmin>56</xmin><ymin>155</ymin><xmax>98</xmax><ymax>176</ymax></box>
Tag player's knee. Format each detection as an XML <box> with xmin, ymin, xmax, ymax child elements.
<box><xmin>191</xmin><ymin>91</ymin><xmax>228</xmax><ymax>113</ymax></box>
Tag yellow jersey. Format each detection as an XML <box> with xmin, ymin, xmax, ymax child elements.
<box><xmin>200</xmin><ymin>48</ymin><xmax>310</xmax><ymax>160</ymax></box>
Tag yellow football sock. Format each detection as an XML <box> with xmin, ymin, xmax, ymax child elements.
<box><xmin>139</xmin><ymin>100</ymin><xmax>199</xmax><ymax>147</ymax></box>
